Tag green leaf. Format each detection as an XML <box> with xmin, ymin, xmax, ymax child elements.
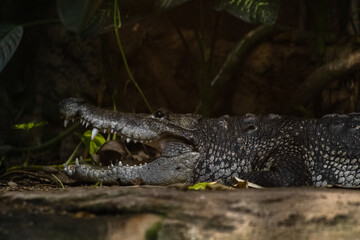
<box><xmin>154</xmin><ymin>0</ymin><xmax>190</xmax><ymax>10</ymax></box>
<box><xmin>57</xmin><ymin>0</ymin><xmax>104</xmax><ymax>32</ymax></box>
<box><xmin>78</xmin><ymin>130</ymin><xmax>106</xmax><ymax>155</ymax></box>
<box><xmin>188</xmin><ymin>182</ymin><xmax>216</xmax><ymax>190</ymax></box>
<box><xmin>215</xmin><ymin>0</ymin><xmax>281</xmax><ymax>25</ymax></box>
<box><xmin>292</xmin><ymin>105</ymin><xmax>312</xmax><ymax>118</ymax></box>
<box><xmin>0</xmin><ymin>24</ymin><xmax>23</xmax><ymax>72</ymax></box>
<box><xmin>57</xmin><ymin>0</ymin><xmax>190</xmax><ymax>35</ymax></box>
<box><xmin>13</xmin><ymin>121</ymin><xmax>48</xmax><ymax>131</ymax></box>
<box><xmin>117</xmin><ymin>0</ymin><xmax>190</xmax><ymax>24</ymax></box>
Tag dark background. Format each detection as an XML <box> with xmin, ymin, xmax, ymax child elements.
<box><xmin>1</xmin><ymin>0</ymin><xmax>360</xmax><ymax>166</ymax></box>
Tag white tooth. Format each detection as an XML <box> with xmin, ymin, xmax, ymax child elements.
<box><xmin>126</xmin><ymin>138</ymin><xmax>131</xmax><ymax>143</ymax></box>
<box><xmin>118</xmin><ymin>161</ymin><xmax>122</xmax><ymax>166</ymax></box>
<box><xmin>91</xmin><ymin>128</ymin><xmax>99</xmax><ymax>140</ymax></box>
<box><xmin>85</xmin><ymin>122</ymin><xmax>89</xmax><ymax>128</ymax></box>
<box><xmin>64</xmin><ymin>119</ymin><xmax>69</xmax><ymax>128</ymax></box>
<box><xmin>75</xmin><ymin>158</ymin><xmax>80</xmax><ymax>167</ymax></box>
<box><xmin>110</xmin><ymin>163</ymin><xmax>114</xmax><ymax>168</ymax></box>
<box><xmin>134</xmin><ymin>139</ymin><xmax>137</xmax><ymax>143</ymax></box>
<box><xmin>107</xmin><ymin>165</ymin><xmax>111</xmax><ymax>169</ymax></box>
<box><xmin>126</xmin><ymin>164</ymin><xmax>129</xmax><ymax>167</ymax></box>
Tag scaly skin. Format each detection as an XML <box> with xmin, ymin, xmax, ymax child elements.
<box><xmin>60</xmin><ymin>98</ymin><xmax>360</xmax><ymax>187</ymax></box>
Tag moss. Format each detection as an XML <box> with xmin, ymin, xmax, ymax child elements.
<box><xmin>145</xmin><ymin>221</ymin><xmax>163</xmax><ymax>240</ymax></box>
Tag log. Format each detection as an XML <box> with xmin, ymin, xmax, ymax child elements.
<box><xmin>1</xmin><ymin>186</ymin><xmax>360</xmax><ymax>239</ymax></box>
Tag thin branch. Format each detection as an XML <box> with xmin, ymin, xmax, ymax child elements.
<box><xmin>169</xmin><ymin>15</ymin><xmax>194</xmax><ymax>60</ymax></box>
<box><xmin>209</xmin><ymin>12</ymin><xmax>220</xmax><ymax>68</ymax></box>
<box><xmin>291</xmin><ymin>50</ymin><xmax>360</xmax><ymax>107</ymax></box>
<box><xmin>211</xmin><ymin>25</ymin><xmax>278</xmax><ymax>87</ymax></box>
<box><xmin>10</xmin><ymin>122</ymin><xmax>80</xmax><ymax>153</ymax></box>
<box><xmin>113</xmin><ymin>0</ymin><xmax>153</xmax><ymax>113</ymax></box>
<box><xmin>52</xmin><ymin>174</ymin><xmax>65</xmax><ymax>189</ymax></box>
<box><xmin>22</xmin><ymin>19</ymin><xmax>61</xmax><ymax>28</ymax></box>
<box><xmin>64</xmin><ymin>141</ymin><xmax>82</xmax><ymax>166</ymax></box>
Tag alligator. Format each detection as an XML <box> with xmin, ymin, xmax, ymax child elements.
<box><xmin>60</xmin><ymin>98</ymin><xmax>360</xmax><ymax>187</ymax></box>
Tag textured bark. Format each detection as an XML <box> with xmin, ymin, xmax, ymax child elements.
<box><xmin>1</xmin><ymin>186</ymin><xmax>360</xmax><ymax>240</ymax></box>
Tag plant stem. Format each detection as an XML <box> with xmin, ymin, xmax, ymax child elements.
<box><xmin>112</xmin><ymin>90</ymin><xmax>118</xmax><ymax>140</ymax></box>
<box><xmin>11</xmin><ymin>122</ymin><xmax>80</xmax><ymax>153</ymax></box>
<box><xmin>52</xmin><ymin>174</ymin><xmax>65</xmax><ymax>189</ymax></box>
<box><xmin>65</xmin><ymin>141</ymin><xmax>82</xmax><ymax>166</ymax></box>
<box><xmin>4</xmin><ymin>164</ymin><xmax>64</xmax><ymax>175</ymax></box>
<box><xmin>113</xmin><ymin>0</ymin><xmax>153</xmax><ymax>113</ymax></box>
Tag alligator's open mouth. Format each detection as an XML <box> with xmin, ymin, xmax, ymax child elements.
<box><xmin>60</xmin><ymin>98</ymin><xmax>201</xmax><ymax>185</ymax></box>
<box><xmin>63</xmin><ymin>116</ymin><xmax>194</xmax><ymax>167</ymax></box>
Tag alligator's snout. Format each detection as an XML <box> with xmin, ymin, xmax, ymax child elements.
<box><xmin>59</xmin><ymin>98</ymin><xmax>86</xmax><ymax>121</ymax></box>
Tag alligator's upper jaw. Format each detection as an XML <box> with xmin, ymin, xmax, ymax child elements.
<box><xmin>59</xmin><ymin>98</ymin><xmax>195</xmax><ymax>143</ymax></box>
<box><xmin>59</xmin><ymin>98</ymin><xmax>196</xmax><ymax>161</ymax></box>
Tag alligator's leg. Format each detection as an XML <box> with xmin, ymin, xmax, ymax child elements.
<box><xmin>64</xmin><ymin>152</ymin><xmax>200</xmax><ymax>185</ymax></box>
<box><xmin>237</xmin><ymin>156</ymin><xmax>313</xmax><ymax>187</ymax></box>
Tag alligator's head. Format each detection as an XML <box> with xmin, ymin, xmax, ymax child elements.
<box><xmin>59</xmin><ymin>98</ymin><xmax>203</xmax><ymax>185</ymax></box>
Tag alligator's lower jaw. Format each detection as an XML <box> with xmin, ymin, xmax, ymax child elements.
<box><xmin>64</xmin><ymin>150</ymin><xmax>201</xmax><ymax>185</ymax></box>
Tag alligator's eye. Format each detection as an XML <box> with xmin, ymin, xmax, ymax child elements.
<box><xmin>154</xmin><ymin>110</ymin><xmax>165</xmax><ymax>119</ymax></box>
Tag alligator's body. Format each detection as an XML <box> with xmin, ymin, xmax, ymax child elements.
<box><xmin>60</xmin><ymin>98</ymin><xmax>360</xmax><ymax>187</ymax></box>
